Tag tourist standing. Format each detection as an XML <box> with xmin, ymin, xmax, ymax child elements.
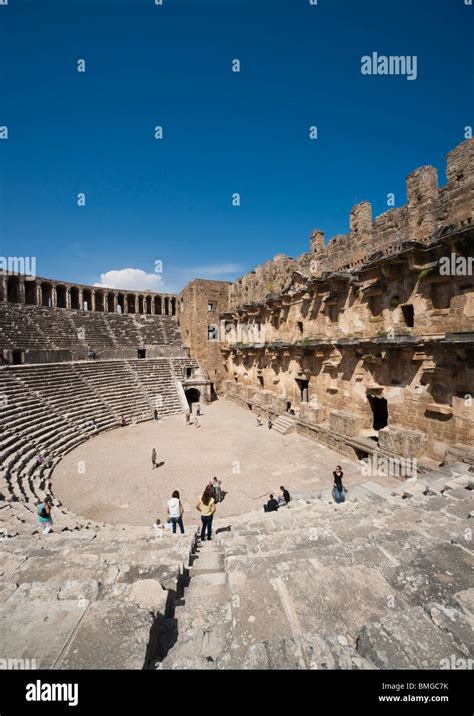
<box><xmin>151</xmin><ymin>448</ymin><xmax>157</xmax><ymax>470</ymax></box>
<box><xmin>196</xmin><ymin>485</ymin><xmax>216</xmax><ymax>541</ymax></box>
<box><xmin>268</xmin><ymin>416</ymin><xmax>273</xmax><ymax>430</ymax></box>
<box><xmin>256</xmin><ymin>415</ymin><xmax>262</xmax><ymax>427</ymax></box>
<box><xmin>37</xmin><ymin>496</ymin><xmax>53</xmax><ymax>535</ymax></box>
<box><xmin>332</xmin><ymin>465</ymin><xmax>346</xmax><ymax>504</ymax></box>
<box><xmin>196</xmin><ymin>403</ymin><xmax>201</xmax><ymax>416</ymax></box>
<box><xmin>194</xmin><ymin>416</ymin><xmax>200</xmax><ymax>428</ymax></box>
<box><xmin>167</xmin><ymin>490</ymin><xmax>185</xmax><ymax>534</ymax></box>
<box><xmin>212</xmin><ymin>476</ymin><xmax>222</xmax><ymax>503</ymax></box>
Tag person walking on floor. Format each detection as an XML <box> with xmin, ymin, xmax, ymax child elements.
<box><xmin>167</xmin><ymin>490</ymin><xmax>185</xmax><ymax>534</ymax></box>
<box><xmin>151</xmin><ymin>448</ymin><xmax>157</xmax><ymax>470</ymax></box>
<box><xmin>332</xmin><ymin>465</ymin><xmax>346</xmax><ymax>504</ymax></box>
<box><xmin>256</xmin><ymin>414</ymin><xmax>262</xmax><ymax>427</ymax></box>
<box><xmin>196</xmin><ymin>485</ymin><xmax>216</xmax><ymax>542</ymax></box>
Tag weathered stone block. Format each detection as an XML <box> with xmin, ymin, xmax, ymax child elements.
<box><xmin>329</xmin><ymin>410</ymin><xmax>359</xmax><ymax>437</ymax></box>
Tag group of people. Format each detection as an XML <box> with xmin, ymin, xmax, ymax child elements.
<box><xmin>154</xmin><ymin>476</ymin><xmax>223</xmax><ymax>542</ymax></box>
<box><xmin>256</xmin><ymin>414</ymin><xmax>274</xmax><ymax>430</ymax></box>
<box><xmin>34</xmin><ymin>452</ymin><xmax>53</xmax><ymax>468</ymax></box>
<box><xmin>264</xmin><ymin>485</ymin><xmax>291</xmax><ymax>512</ymax></box>
<box><xmin>262</xmin><ymin>467</ymin><xmax>347</xmax><ymax>513</ymax></box>
<box><xmin>185</xmin><ymin>403</ymin><xmax>202</xmax><ymax>427</ymax></box>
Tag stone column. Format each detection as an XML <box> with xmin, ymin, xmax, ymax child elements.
<box><xmin>113</xmin><ymin>293</ymin><xmax>118</xmax><ymax>313</ymax></box>
<box><xmin>124</xmin><ymin>295</ymin><xmax>128</xmax><ymax>314</ymax></box>
<box><xmin>65</xmin><ymin>288</ymin><xmax>71</xmax><ymax>309</ymax></box>
<box><xmin>18</xmin><ymin>276</ymin><xmax>26</xmax><ymax>304</ymax></box>
<box><xmin>78</xmin><ymin>288</ymin><xmax>84</xmax><ymax>310</ymax></box>
<box><xmin>0</xmin><ymin>274</ymin><xmax>7</xmax><ymax>302</ymax></box>
<box><xmin>36</xmin><ymin>284</ymin><xmax>42</xmax><ymax>306</ymax></box>
<box><xmin>51</xmin><ymin>285</ymin><xmax>57</xmax><ymax>308</ymax></box>
<box><xmin>91</xmin><ymin>290</ymin><xmax>96</xmax><ymax>312</ymax></box>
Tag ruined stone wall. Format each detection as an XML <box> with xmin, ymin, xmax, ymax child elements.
<box><xmin>178</xmin><ymin>279</ymin><xmax>230</xmax><ymax>386</ymax></box>
<box><xmin>228</xmin><ymin>139</ymin><xmax>474</xmax><ymax>309</ymax></box>
<box><xmin>219</xmin><ymin>138</ymin><xmax>474</xmax><ymax>465</ymax></box>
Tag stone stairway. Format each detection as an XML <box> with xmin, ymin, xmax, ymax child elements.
<box><xmin>272</xmin><ymin>415</ymin><xmax>297</xmax><ymax>435</ymax></box>
<box><xmin>158</xmin><ymin>533</ymin><xmax>232</xmax><ymax>669</ymax></box>
<box><xmin>2</xmin><ymin>463</ymin><xmax>473</xmax><ymax>670</ymax></box>
<box><xmin>155</xmin><ymin>473</ymin><xmax>474</xmax><ymax>670</ymax></box>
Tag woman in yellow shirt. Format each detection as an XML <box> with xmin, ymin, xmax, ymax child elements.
<box><xmin>196</xmin><ymin>485</ymin><xmax>216</xmax><ymax>542</ymax></box>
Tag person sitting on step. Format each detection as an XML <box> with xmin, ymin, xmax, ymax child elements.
<box><xmin>264</xmin><ymin>494</ymin><xmax>279</xmax><ymax>513</ymax></box>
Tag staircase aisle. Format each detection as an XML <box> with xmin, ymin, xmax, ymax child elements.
<box><xmin>158</xmin><ymin>534</ymin><xmax>233</xmax><ymax>669</ymax></box>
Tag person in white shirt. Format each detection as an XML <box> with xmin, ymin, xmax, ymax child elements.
<box><xmin>167</xmin><ymin>490</ymin><xmax>185</xmax><ymax>534</ymax></box>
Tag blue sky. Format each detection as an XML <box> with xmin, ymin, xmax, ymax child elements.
<box><xmin>0</xmin><ymin>0</ymin><xmax>473</xmax><ymax>293</ymax></box>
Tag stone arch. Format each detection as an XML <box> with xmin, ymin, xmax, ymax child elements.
<box><xmin>185</xmin><ymin>388</ymin><xmax>201</xmax><ymax>411</ymax></box>
<box><xmin>70</xmin><ymin>286</ymin><xmax>80</xmax><ymax>309</ymax></box>
<box><xmin>127</xmin><ymin>294</ymin><xmax>136</xmax><ymax>314</ymax></box>
<box><xmin>56</xmin><ymin>284</ymin><xmax>67</xmax><ymax>308</ymax></box>
<box><xmin>25</xmin><ymin>280</ymin><xmax>37</xmax><ymax>305</ymax></box>
<box><xmin>41</xmin><ymin>282</ymin><xmax>52</xmax><ymax>307</ymax></box>
<box><xmin>95</xmin><ymin>290</ymin><xmax>104</xmax><ymax>312</ymax></box>
<box><xmin>7</xmin><ymin>276</ymin><xmax>21</xmax><ymax>303</ymax></box>
<box><xmin>107</xmin><ymin>293</ymin><xmax>115</xmax><ymax>313</ymax></box>
<box><xmin>83</xmin><ymin>288</ymin><xmax>92</xmax><ymax>311</ymax></box>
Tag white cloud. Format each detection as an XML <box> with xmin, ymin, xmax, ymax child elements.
<box><xmin>93</xmin><ymin>263</ymin><xmax>245</xmax><ymax>295</ymax></box>
<box><xmin>94</xmin><ymin>268</ymin><xmax>163</xmax><ymax>291</ymax></box>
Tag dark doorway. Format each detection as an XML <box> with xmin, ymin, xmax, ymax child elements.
<box><xmin>127</xmin><ymin>294</ymin><xmax>136</xmax><ymax>314</ymax></box>
<box><xmin>25</xmin><ymin>281</ymin><xmax>37</xmax><ymax>305</ymax></box>
<box><xmin>257</xmin><ymin>375</ymin><xmax>264</xmax><ymax>388</ymax></box>
<box><xmin>12</xmin><ymin>351</ymin><xmax>22</xmax><ymax>365</ymax></box>
<box><xmin>185</xmin><ymin>388</ymin><xmax>200</xmax><ymax>411</ymax></box>
<box><xmin>401</xmin><ymin>304</ymin><xmax>414</xmax><ymax>327</ymax></box>
<box><xmin>367</xmin><ymin>395</ymin><xmax>388</xmax><ymax>430</ymax></box>
<box><xmin>95</xmin><ymin>291</ymin><xmax>104</xmax><ymax>312</ymax></box>
<box><xmin>41</xmin><ymin>283</ymin><xmax>52</xmax><ymax>307</ymax></box>
<box><xmin>83</xmin><ymin>289</ymin><xmax>92</xmax><ymax>311</ymax></box>
<box><xmin>7</xmin><ymin>276</ymin><xmax>20</xmax><ymax>303</ymax></box>
<box><xmin>56</xmin><ymin>285</ymin><xmax>67</xmax><ymax>308</ymax></box>
<box><xmin>138</xmin><ymin>349</ymin><xmax>146</xmax><ymax>359</ymax></box>
<box><xmin>70</xmin><ymin>287</ymin><xmax>80</xmax><ymax>309</ymax></box>
<box><xmin>296</xmin><ymin>378</ymin><xmax>309</xmax><ymax>403</ymax></box>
